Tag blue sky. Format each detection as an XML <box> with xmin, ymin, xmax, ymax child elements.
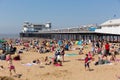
<box><xmin>0</xmin><ymin>0</ymin><xmax>120</xmax><ymax>34</ymax></box>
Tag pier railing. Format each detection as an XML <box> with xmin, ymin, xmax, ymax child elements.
<box><xmin>37</xmin><ymin>27</ymin><xmax>91</xmax><ymax>33</ymax></box>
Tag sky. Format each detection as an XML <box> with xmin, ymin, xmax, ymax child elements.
<box><xmin>0</xmin><ymin>0</ymin><xmax>120</xmax><ymax>34</ymax></box>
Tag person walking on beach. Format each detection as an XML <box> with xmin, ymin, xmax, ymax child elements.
<box><xmin>60</xmin><ymin>46</ymin><xmax>65</xmax><ymax>62</ymax></box>
<box><xmin>6</xmin><ymin>54</ymin><xmax>17</xmax><ymax>76</ymax></box>
<box><xmin>105</xmin><ymin>42</ymin><xmax>110</xmax><ymax>56</ymax></box>
<box><xmin>8</xmin><ymin>58</ymin><xmax>17</xmax><ymax>76</ymax></box>
<box><xmin>85</xmin><ymin>54</ymin><xmax>91</xmax><ymax>71</ymax></box>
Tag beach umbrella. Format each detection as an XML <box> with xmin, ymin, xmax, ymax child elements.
<box><xmin>75</xmin><ymin>41</ymin><xmax>79</xmax><ymax>45</ymax></box>
<box><xmin>58</xmin><ymin>40</ymin><xmax>62</xmax><ymax>46</ymax></box>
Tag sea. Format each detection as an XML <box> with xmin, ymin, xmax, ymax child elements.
<box><xmin>0</xmin><ymin>34</ymin><xmax>19</xmax><ymax>39</ymax></box>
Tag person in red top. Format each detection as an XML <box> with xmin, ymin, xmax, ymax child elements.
<box><xmin>85</xmin><ymin>54</ymin><xmax>90</xmax><ymax>71</ymax></box>
<box><xmin>88</xmin><ymin>51</ymin><xmax>92</xmax><ymax>60</ymax></box>
<box><xmin>105</xmin><ymin>42</ymin><xmax>110</xmax><ymax>56</ymax></box>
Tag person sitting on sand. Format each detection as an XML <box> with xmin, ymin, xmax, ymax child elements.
<box><xmin>110</xmin><ymin>53</ymin><xmax>116</xmax><ymax>62</ymax></box>
<box><xmin>79</xmin><ymin>47</ymin><xmax>83</xmax><ymax>55</ymax></box>
<box><xmin>53</xmin><ymin>50</ymin><xmax>62</xmax><ymax>66</ymax></box>
<box><xmin>110</xmin><ymin>46</ymin><xmax>115</xmax><ymax>55</ymax></box>
<box><xmin>95</xmin><ymin>54</ymin><xmax>111</xmax><ymax>66</ymax></box>
<box><xmin>103</xmin><ymin>56</ymin><xmax>110</xmax><ymax>63</ymax></box>
<box><xmin>44</xmin><ymin>47</ymin><xmax>50</xmax><ymax>53</ymax></box>
<box><xmin>0</xmin><ymin>50</ymin><xmax>6</xmax><ymax>60</ymax></box>
<box><xmin>32</xmin><ymin>59</ymin><xmax>41</xmax><ymax>64</ymax></box>
<box><xmin>39</xmin><ymin>46</ymin><xmax>44</xmax><ymax>53</ymax></box>
<box><xmin>18</xmin><ymin>48</ymin><xmax>23</xmax><ymax>54</ymax></box>
<box><xmin>13</xmin><ymin>53</ymin><xmax>21</xmax><ymax>61</ymax></box>
<box><xmin>95</xmin><ymin>55</ymin><xmax>104</xmax><ymax>65</ymax></box>
<box><xmin>44</xmin><ymin>56</ymin><xmax>52</xmax><ymax>65</ymax></box>
<box><xmin>6</xmin><ymin>54</ymin><xmax>12</xmax><ymax>62</ymax></box>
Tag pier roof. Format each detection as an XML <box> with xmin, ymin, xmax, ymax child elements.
<box><xmin>101</xmin><ymin>18</ymin><xmax>120</xmax><ymax>26</ymax></box>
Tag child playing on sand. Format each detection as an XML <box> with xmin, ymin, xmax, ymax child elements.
<box><xmin>53</xmin><ymin>50</ymin><xmax>62</xmax><ymax>66</ymax></box>
<box><xmin>79</xmin><ymin>48</ymin><xmax>83</xmax><ymax>55</ymax></box>
<box><xmin>85</xmin><ymin>54</ymin><xmax>91</xmax><ymax>71</ymax></box>
<box><xmin>6</xmin><ymin>54</ymin><xmax>12</xmax><ymax>62</ymax></box>
<box><xmin>8</xmin><ymin>58</ymin><xmax>17</xmax><ymax>76</ymax></box>
<box><xmin>44</xmin><ymin>56</ymin><xmax>52</xmax><ymax>65</ymax></box>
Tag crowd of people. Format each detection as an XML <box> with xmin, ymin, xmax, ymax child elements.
<box><xmin>0</xmin><ymin>38</ymin><xmax>120</xmax><ymax>79</ymax></box>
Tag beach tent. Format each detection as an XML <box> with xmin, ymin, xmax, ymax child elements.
<box><xmin>58</xmin><ymin>40</ymin><xmax>62</xmax><ymax>46</ymax></box>
<box><xmin>78</xmin><ymin>41</ymin><xmax>82</xmax><ymax>45</ymax></box>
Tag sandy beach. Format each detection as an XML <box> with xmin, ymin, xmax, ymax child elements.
<box><xmin>0</xmin><ymin>0</ymin><xmax>120</xmax><ymax>80</ymax></box>
<box><xmin>0</xmin><ymin>40</ymin><xmax>120</xmax><ymax>80</ymax></box>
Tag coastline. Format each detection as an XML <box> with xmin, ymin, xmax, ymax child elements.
<box><xmin>0</xmin><ymin>34</ymin><xmax>19</xmax><ymax>39</ymax></box>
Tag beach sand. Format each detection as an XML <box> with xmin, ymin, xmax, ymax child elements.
<box><xmin>0</xmin><ymin>44</ymin><xmax>120</xmax><ymax>80</ymax></box>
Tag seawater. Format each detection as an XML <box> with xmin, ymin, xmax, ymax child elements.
<box><xmin>0</xmin><ymin>34</ymin><xmax>19</xmax><ymax>39</ymax></box>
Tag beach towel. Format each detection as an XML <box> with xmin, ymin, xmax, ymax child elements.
<box><xmin>65</xmin><ymin>53</ymin><xmax>78</xmax><ymax>57</ymax></box>
<box><xmin>22</xmin><ymin>63</ymin><xmax>37</xmax><ymax>66</ymax></box>
<box><xmin>78</xmin><ymin>41</ymin><xmax>82</xmax><ymax>45</ymax></box>
<box><xmin>104</xmin><ymin>63</ymin><xmax>113</xmax><ymax>65</ymax></box>
<box><xmin>55</xmin><ymin>63</ymin><xmax>62</xmax><ymax>66</ymax></box>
